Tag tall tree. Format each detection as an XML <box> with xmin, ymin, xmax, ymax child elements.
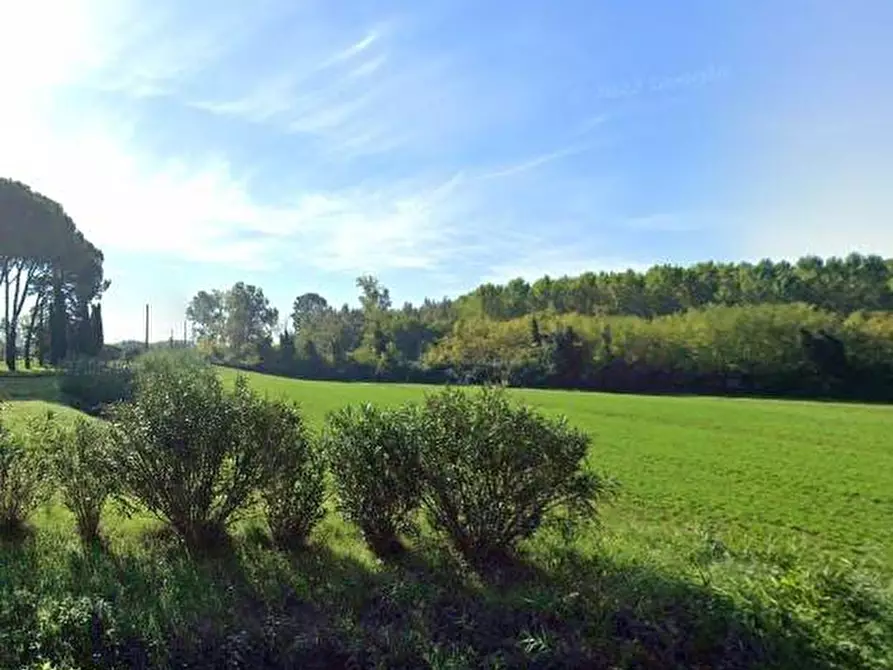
<box><xmin>186</xmin><ymin>290</ymin><xmax>225</xmax><ymax>343</ymax></box>
<box><xmin>72</xmin><ymin>300</ymin><xmax>93</xmax><ymax>356</ymax></box>
<box><xmin>91</xmin><ymin>303</ymin><xmax>104</xmax><ymax>355</ymax></box>
<box><xmin>356</xmin><ymin>275</ymin><xmax>391</xmax><ymax>312</ymax></box>
<box><xmin>49</xmin><ymin>275</ymin><xmax>68</xmax><ymax>365</ymax></box>
<box><xmin>223</xmin><ymin>282</ymin><xmax>279</xmax><ymax>355</ymax></box>
<box><xmin>291</xmin><ymin>292</ymin><xmax>329</xmax><ymax>335</ymax></box>
<box><xmin>0</xmin><ymin>178</ymin><xmax>106</xmax><ymax>370</ymax></box>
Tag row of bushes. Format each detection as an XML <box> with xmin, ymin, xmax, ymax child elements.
<box><xmin>1</xmin><ymin>351</ymin><xmax>609</xmax><ymax>564</ymax></box>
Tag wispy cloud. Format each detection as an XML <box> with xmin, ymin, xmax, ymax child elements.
<box><xmin>480</xmin><ymin>144</ymin><xmax>593</xmax><ymax>180</ymax></box>
<box><xmin>0</xmin><ymin>1</ymin><xmax>469</xmax><ymax>277</ymax></box>
<box><xmin>328</xmin><ymin>31</ymin><xmax>381</xmax><ymax>64</ymax></box>
<box><xmin>596</xmin><ymin>64</ymin><xmax>730</xmax><ymax>102</ymax></box>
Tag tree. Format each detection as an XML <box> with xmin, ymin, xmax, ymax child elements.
<box><xmin>223</xmin><ymin>282</ymin><xmax>279</xmax><ymax>356</ymax></box>
<box><xmin>74</xmin><ymin>300</ymin><xmax>93</xmax><ymax>356</ymax></box>
<box><xmin>278</xmin><ymin>328</ymin><xmax>296</xmax><ymax>372</ymax></box>
<box><xmin>357</xmin><ymin>275</ymin><xmax>391</xmax><ymax>312</ymax></box>
<box><xmin>186</xmin><ymin>290</ymin><xmax>225</xmax><ymax>344</ymax></box>
<box><xmin>49</xmin><ymin>276</ymin><xmax>68</xmax><ymax>365</ymax></box>
<box><xmin>91</xmin><ymin>304</ymin><xmax>104</xmax><ymax>355</ymax></box>
<box><xmin>0</xmin><ymin>178</ymin><xmax>106</xmax><ymax>370</ymax></box>
<box><xmin>291</xmin><ymin>292</ymin><xmax>329</xmax><ymax>335</ymax></box>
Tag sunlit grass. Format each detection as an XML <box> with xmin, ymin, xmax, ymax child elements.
<box><xmin>1</xmin><ymin>374</ymin><xmax>891</xmax><ymax>668</ymax></box>
<box><xmin>221</xmin><ymin>368</ymin><xmax>893</xmax><ymax>569</ymax></box>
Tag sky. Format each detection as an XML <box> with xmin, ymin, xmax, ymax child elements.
<box><xmin>1</xmin><ymin>0</ymin><xmax>892</xmax><ymax>342</ymax></box>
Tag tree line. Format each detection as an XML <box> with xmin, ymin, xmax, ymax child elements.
<box><xmin>187</xmin><ymin>254</ymin><xmax>893</xmax><ymax>400</ymax></box>
<box><xmin>0</xmin><ymin>179</ymin><xmax>107</xmax><ymax>370</ymax></box>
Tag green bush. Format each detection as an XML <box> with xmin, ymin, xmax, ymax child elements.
<box><xmin>323</xmin><ymin>403</ymin><xmax>423</xmax><ymax>556</ymax></box>
<box><xmin>0</xmin><ymin>405</ymin><xmax>50</xmax><ymax>534</ymax></box>
<box><xmin>416</xmin><ymin>386</ymin><xmax>609</xmax><ymax>564</ymax></box>
<box><xmin>38</xmin><ymin>413</ymin><xmax>116</xmax><ymax>545</ymax></box>
<box><xmin>108</xmin><ymin>354</ymin><xmax>271</xmax><ymax>549</ymax></box>
<box><xmin>252</xmin><ymin>397</ymin><xmax>325</xmax><ymax>550</ymax></box>
<box><xmin>59</xmin><ymin>358</ymin><xmax>134</xmax><ymax>416</ymax></box>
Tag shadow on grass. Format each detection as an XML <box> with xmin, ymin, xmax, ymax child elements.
<box><xmin>1</xmin><ymin>528</ymin><xmax>888</xmax><ymax>669</ymax></box>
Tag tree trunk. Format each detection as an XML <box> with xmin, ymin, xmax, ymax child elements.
<box><xmin>3</xmin><ymin>260</ymin><xmax>36</xmax><ymax>372</ymax></box>
<box><xmin>3</xmin><ymin>260</ymin><xmax>12</xmax><ymax>371</ymax></box>
<box><xmin>37</xmin><ymin>308</ymin><xmax>46</xmax><ymax>367</ymax></box>
<box><xmin>23</xmin><ymin>293</ymin><xmax>45</xmax><ymax>370</ymax></box>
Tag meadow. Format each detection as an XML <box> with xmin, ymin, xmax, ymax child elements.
<box><xmin>220</xmin><ymin>369</ymin><xmax>893</xmax><ymax>567</ymax></box>
<box><xmin>1</xmin><ymin>369</ymin><xmax>892</xmax><ymax>669</ymax></box>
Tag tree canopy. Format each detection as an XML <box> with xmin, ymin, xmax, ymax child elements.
<box><xmin>0</xmin><ymin>178</ymin><xmax>107</xmax><ymax>369</ymax></box>
<box><xmin>187</xmin><ymin>254</ymin><xmax>893</xmax><ymax>400</ymax></box>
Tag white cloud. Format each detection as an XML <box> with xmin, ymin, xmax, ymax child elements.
<box><xmin>0</xmin><ymin>0</ymin><xmax>467</xmax><ymax>278</ymax></box>
<box><xmin>480</xmin><ymin>144</ymin><xmax>592</xmax><ymax>180</ymax></box>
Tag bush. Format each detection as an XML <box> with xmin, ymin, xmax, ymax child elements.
<box><xmin>59</xmin><ymin>358</ymin><xmax>134</xmax><ymax>416</ymax></box>
<box><xmin>252</xmin><ymin>398</ymin><xmax>325</xmax><ymax>550</ymax></box>
<box><xmin>416</xmin><ymin>386</ymin><xmax>609</xmax><ymax>564</ymax></box>
<box><xmin>108</xmin><ymin>354</ymin><xmax>271</xmax><ymax>550</ymax></box>
<box><xmin>38</xmin><ymin>413</ymin><xmax>116</xmax><ymax>545</ymax></box>
<box><xmin>323</xmin><ymin>403</ymin><xmax>423</xmax><ymax>556</ymax></box>
<box><xmin>0</xmin><ymin>405</ymin><xmax>50</xmax><ymax>534</ymax></box>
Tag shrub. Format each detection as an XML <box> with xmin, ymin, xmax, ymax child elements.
<box><xmin>59</xmin><ymin>358</ymin><xmax>134</xmax><ymax>416</ymax></box>
<box><xmin>323</xmin><ymin>403</ymin><xmax>423</xmax><ymax>556</ymax></box>
<box><xmin>253</xmin><ymin>398</ymin><xmax>325</xmax><ymax>550</ymax></box>
<box><xmin>38</xmin><ymin>413</ymin><xmax>116</xmax><ymax>545</ymax></box>
<box><xmin>108</xmin><ymin>354</ymin><xmax>271</xmax><ymax>550</ymax></box>
<box><xmin>0</xmin><ymin>405</ymin><xmax>50</xmax><ymax>534</ymax></box>
<box><xmin>416</xmin><ymin>386</ymin><xmax>609</xmax><ymax>564</ymax></box>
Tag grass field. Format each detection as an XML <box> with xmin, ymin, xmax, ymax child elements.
<box><xmin>2</xmin><ymin>370</ymin><xmax>892</xmax><ymax>668</ymax></box>
<box><xmin>220</xmin><ymin>369</ymin><xmax>893</xmax><ymax>568</ymax></box>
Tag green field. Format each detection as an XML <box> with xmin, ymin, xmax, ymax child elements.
<box><xmin>2</xmin><ymin>370</ymin><xmax>892</xmax><ymax>668</ymax></box>
<box><xmin>220</xmin><ymin>368</ymin><xmax>893</xmax><ymax>568</ymax></box>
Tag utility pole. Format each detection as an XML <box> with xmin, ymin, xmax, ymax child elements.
<box><xmin>183</xmin><ymin>320</ymin><xmax>188</xmax><ymax>347</ymax></box>
<box><xmin>144</xmin><ymin>304</ymin><xmax>150</xmax><ymax>351</ymax></box>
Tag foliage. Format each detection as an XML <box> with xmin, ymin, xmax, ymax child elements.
<box><xmin>1</xmin><ymin>380</ymin><xmax>893</xmax><ymax>668</ymax></box>
<box><xmin>425</xmin><ymin>303</ymin><xmax>893</xmax><ymax>398</ymax></box>
<box><xmin>195</xmin><ymin>257</ymin><xmax>893</xmax><ymax>400</ymax></box>
<box><xmin>323</xmin><ymin>403</ymin><xmax>423</xmax><ymax>556</ymax></box>
<box><xmin>108</xmin><ymin>352</ymin><xmax>271</xmax><ymax>549</ymax></box>
<box><xmin>0</xmin><ymin>178</ymin><xmax>107</xmax><ymax>372</ymax></box>
<box><xmin>454</xmin><ymin>254</ymin><xmax>893</xmax><ymax>319</ymax></box>
<box><xmin>59</xmin><ymin>358</ymin><xmax>134</xmax><ymax>416</ymax></box>
<box><xmin>38</xmin><ymin>414</ymin><xmax>116</xmax><ymax>544</ymax></box>
<box><xmin>416</xmin><ymin>386</ymin><xmax>610</xmax><ymax>563</ymax></box>
<box><xmin>252</xmin><ymin>397</ymin><xmax>326</xmax><ymax>550</ymax></box>
<box><xmin>0</xmin><ymin>404</ymin><xmax>50</xmax><ymax>533</ymax></box>
<box><xmin>187</xmin><ymin>283</ymin><xmax>278</xmax><ymax>359</ymax></box>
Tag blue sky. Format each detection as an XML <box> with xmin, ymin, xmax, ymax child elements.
<box><xmin>2</xmin><ymin>0</ymin><xmax>891</xmax><ymax>341</ymax></box>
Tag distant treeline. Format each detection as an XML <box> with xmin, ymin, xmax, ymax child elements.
<box><xmin>186</xmin><ymin>254</ymin><xmax>893</xmax><ymax>400</ymax></box>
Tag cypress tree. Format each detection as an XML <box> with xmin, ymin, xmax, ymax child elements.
<box><xmin>49</xmin><ymin>277</ymin><xmax>68</xmax><ymax>364</ymax></box>
<box><xmin>75</xmin><ymin>301</ymin><xmax>92</xmax><ymax>356</ymax></box>
<box><xmin>91</xmin><ymin>304</ymin><xmax>104</xmax><ymax>354</ymax></box>
<box><xmin>530</xmin><ymin>317</ymin><xmax>542</xmax><ymax>346</ymax></box>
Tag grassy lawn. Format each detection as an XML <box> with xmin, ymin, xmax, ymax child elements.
<box><xmin>1</xmin><ymin>371</ymin><xmax>891</xmax><ymax>668</ymax></box>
